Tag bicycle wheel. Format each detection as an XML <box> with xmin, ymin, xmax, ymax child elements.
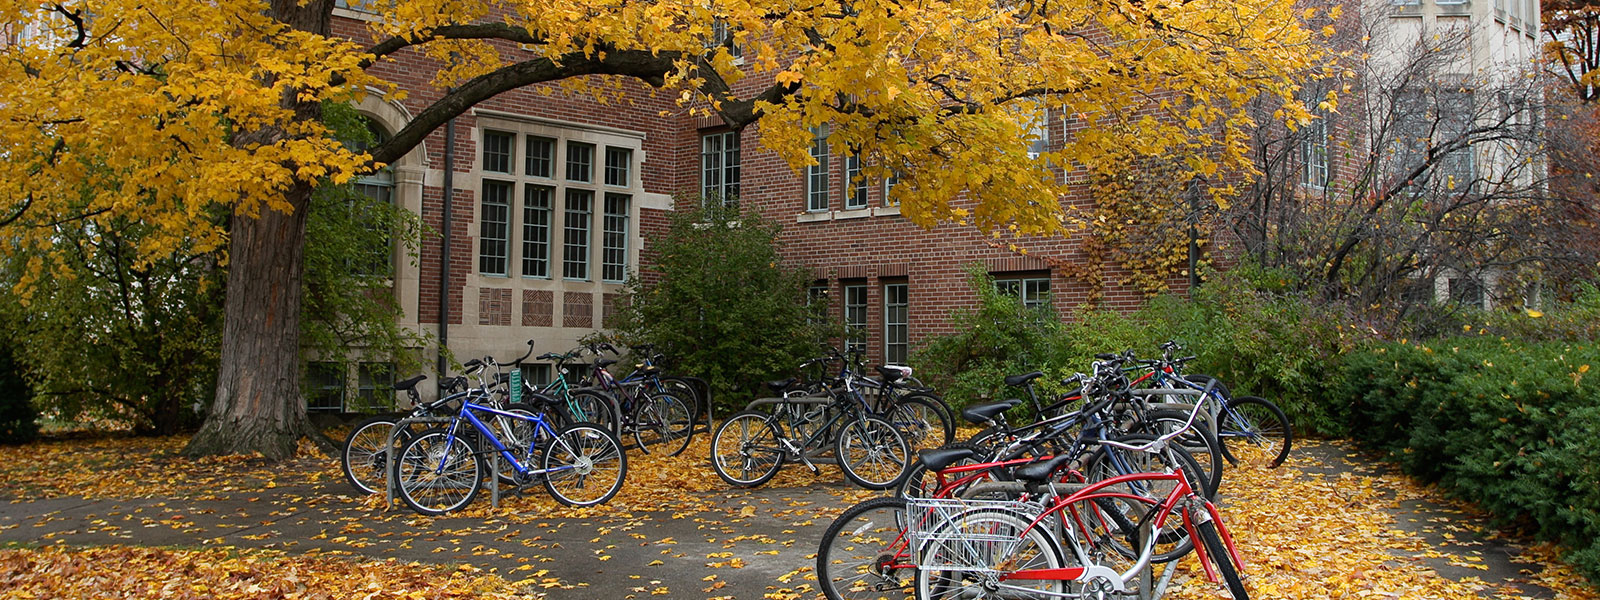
<box><xmin>342</xmin><ymin>415</ymin><xmax>403</xmax><ymax>495</ymax></box>
<box><xmin>1142</xmin><ymin>408</ymin><xmax>1224</xmax><ymax>498</ymax></box>
<box><xmin>1197</xmin><ymin>519</ymin><xmax>1249</xmax><ymax>599</ymax></box>
<box><xmin>659</xmin><ymin>377</ymin><xmax>703</xmax><ymax>424</ymax></box>
<box><xmin>711</xmin><ymin>410</ymin><xmax>784</xmax><ymax>487</ymax></box>
<box><xmin>818</xmin><ymin>497</ymin><xmax>915</xmax><ymax>600</ymax></box>
<box><xmin>885</xmin><ymin>395</ymin><xmax>955</xmax><ymax>452</ymax></box>
<box><xmin>568</xmin><ymin>389</ymin><xmax>622</xmax><ymax>437</ymax></box>
<box><xmin>914</xmin><ymin>508</ymin><xmax>1067</xmax><ymax>600</ymax></box>
<box><xmin>1220</xmin><ymin>396</ymin><xmax>1292</xmax><ymax>468</ymax></box>
<box><xmin>632</xmin><ymin>392</ymin><xmax>694</xmax><ymax>456</ymax></box>
<box><xmin>541</xmin><ymin>422</ymin><xmax>627</xmax><ymax>507</ymax></box>
<box><xmin>835</xmin><ymin>415</ymin><xmax>911</xmax><ymax>490</ymax></box>
<box><xmin>392</xmin><ymin>427</ymin><xmax>483</xmax><ymax>515</ymax></box>
<box><xmin>1082</xmin><ymin>434</ymin><xmax>1205</xmax><ymax>563</ymax></box>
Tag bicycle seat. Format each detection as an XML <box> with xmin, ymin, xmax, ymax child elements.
<box><xmin>1004</xmin><ymin>372</ymin><xmax>1044</xmax><ymax>386</ymax></box>
<box><xmin>595</xmin><ymin>358</ymin><xmax>617</xmax><ymax>368</ymax></box>
<box><xmin>918</xmin><ymin>447</ymin><xmax>979</xmax><ymax>471</ymax></box>
<box><xmin>961</xmin><ymin>399</ymin><xmax>1021</xmax><ymax>425</ymax></box>
<box><xmin>876</xmin><ymin>365</ymin><xmax>908</xmax><ymax>383</ymax></box>
<box><xmin>394</xmin><ymin>375</ymin><xmax>426</xmax><ymax>391</ymax></box>
<box><xmin>765</xmin><ymin>378</ymin><xmax>797</xmax><ymax>393</ymax></box>
<box><xmin>1013</xmin><ymin>455</ymin><xmax>1073</xmax><ymax>482</ymax></box>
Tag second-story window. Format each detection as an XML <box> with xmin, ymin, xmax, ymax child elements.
<box><xmin>845</xmin><ymin>155</ymin><xmax>868</xmax><ymax>209</ymax></box>
<box><xmin>484</xmin><ymin>130</ymin><xmax>514</xmax><ymax>173</ymax></box>
<box><xmin>567</xmin><ymin>141</ymin><xmax>594</xmax><ymax>183</ymax></box>
<box><xmin>479</xmin><ymin>180</ymin><xmax>512</xmax><ymax>275</ymax></box>
<box><xmin>808</xmin><ymin>125</ymin><xmax>830</xmax><ymax>212</ymax></box>
<box><xmin>604</xmin><ymin>147</ymin><xmax>632</xmax><ymax>187</ymax></box>
<box><xmin>522</xmin><ymin>185</ymin><xmax>552</xmax><ymax>278</ymax></box>
<box><xmin>701</xmin><ymin>131</ymin><xmax>741</xmax><ymax>206</ymax></box>
<box><xmin>563</xmin><ymin>189</ymin><xmax>592</xmax><ymax>280</ymax></box>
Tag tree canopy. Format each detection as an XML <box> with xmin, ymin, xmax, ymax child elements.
<box><xmin>0</xmin><ymin>0</ymin><xmax>1327</xmax><ymax>457</ymax></box>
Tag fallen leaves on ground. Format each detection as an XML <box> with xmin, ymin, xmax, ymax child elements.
<box><xmin>0</xmin><ymin>545</ymin><xmax>537</xmax><ymax>599</ymax></box>
<box><xmin>0</xmin><ymin>433</ymin><xmax>332</xmax><ymax>500</ymax></box>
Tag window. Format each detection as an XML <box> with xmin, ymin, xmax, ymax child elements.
<box><xmin>345</xmin><ymin>117</ymin><xmax>394</xmax><ymax>278</ymax></box>
<box><xmin>995</xmin><ymin>275</ymin><xmax>1051</xmax><ymax>309</ymax></box>
<box><xmin>883</xmin><ymin>282</ymin><xmax>908</xmax><ymax>365</ymax></box>
<box><xmin>521</xmin><ymin>363</ymin><xmax>553</xmax><ymax>388</ymax></box>
<box><xmin>602</xmin><ymin>193</ymin><xmax>630</xmax><ymax>282</ymax></box>
<box><xmin>1437</xmin><ymin>89</ymin><xmax>1475</xmax><ymax>190</ymax></box>
<box><xmin>1024</xmin><ymin>101</ymin><xmax>1050</xmax><ymax>159</ymax></box>
<box><xmin>708</xmin><ymin>19</ymin><xmax>743</xmax><ymax>58</ymax></box>
<box><xmin>843</xmin><ymin>283</ymin><xmax>868</xmax><ymax>353</ymax></box>
<box><xmin>807</xmin><ymin>125</ymin><xmax>830</xmax><ymax>212</ymax></box>
<box><xmin>479</xmin><ymin>180</ymin><xmax>512</xmax><ymax>275</ymax></box>
<box><xmin>1301</xmin><ymin>110</ymin><xmax>1330</xmax><ymax>188</ymax></box>
<box><xmin>526</xmin><ymin>136</ymin><xmax>554</xmax><ymax>178</ymax></box>
<box><xmin>483</xmin><ymin>130</ymin><xmax>514</xmax><ymax>173</ymax></box>
<box><xmin>522</xmin><ymin>185</ymin><xmax>552</xmax><ymax>278</ymax></box>
<box><xmin>701</xmin><ymin>131</ymin><xmax>741</xmax><ymax>206</ymax></box>
<box><xmin>883</xmin><ymin>170</ymin><xmax>901</xmax><ymax>207</ymax></box>
<box><xmin>566</xmin><ymin>141</ymin><xmax>594</xmax><ymax>182</ymax></box>
<box><xmin>305</xmin><ymin>362</ymin><xmax>345</xmax><ymax>411</ymax></box>
<box><xmin>355</xmin><ymin>362</ymin><xmax>395</xmax><ymax>412</ymax></box>
<box><xmin>1449</xmin><ymin>276</ymin><xmax>1484</xmax><ymax>308</ymax></box>
<box><xmin>845</xmin><ymin>155</ymin><xmax>868</xmax><ymax>209</ymax></box>
<box><xmin>563</xmin><ymin>189</ymin><xmax>592</xmax><ymax>280</ymax></box>
<box><xmin>604</xmin><ymin>147</ymin><xmax>632</xmax><ymax>187</ymax></box>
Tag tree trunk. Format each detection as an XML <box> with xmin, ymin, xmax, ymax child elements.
<box><xmin>184</xmin><ymin>182</ymin><xmax>316</xmax><ymax>459</ymax></box>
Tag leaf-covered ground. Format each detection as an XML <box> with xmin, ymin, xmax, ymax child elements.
<box><xmin>0</xmin><ymin>431</ymin><xmax>1594</xmax><ymax>599</ymax></box>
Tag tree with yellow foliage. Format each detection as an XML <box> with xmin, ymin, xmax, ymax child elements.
<box><xmin>0</xmin><ymin>0</ymin><xmax>1326</xmax><ymax>458</ymax></box>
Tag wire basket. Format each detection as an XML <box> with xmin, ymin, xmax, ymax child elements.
<box><xmin>904</xmin><ymin>497</ymin><xmax>1046</xmax><ymax>571</ymax></box>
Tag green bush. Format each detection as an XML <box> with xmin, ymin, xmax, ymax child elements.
<box><xmin>911</xmin><ymin>266</ymin><xmax>1062</xmax><ymax>406</ymax></box>
<box><xmin>1341</xmin><ymin>338</ymin><xmax>1600</xmax><ymax>582</ymax></box>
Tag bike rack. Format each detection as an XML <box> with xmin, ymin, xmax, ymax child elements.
<box><xmin>1129</xmin><ymin>387</ymin><xmax>1220</xmax><ymax>443</ymax></box>
<box><xmin>385</xmin><ymin>416</ymin><xmax>505</xmax><ymax>511</ymax></box>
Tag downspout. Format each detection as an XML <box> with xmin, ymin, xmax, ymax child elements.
<box><xmin>437</xmin><ymin>114</ymin><xmax>455</xmax><ymax>395</ymax></box>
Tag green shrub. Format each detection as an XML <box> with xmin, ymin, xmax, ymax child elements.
<box><xmin>1341</xmin><ymin>338</ymin><xmax>1600</xmax><ymax>582</ymax></box>
<box><xmin>911</xmin><ymin>265</ymin><xmax>1061</xmax><ymax>407</ymax></box>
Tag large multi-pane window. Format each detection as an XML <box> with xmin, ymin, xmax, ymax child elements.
<box><xmin>567</xmin><ymin>142</ymin><xmax>594</xmax><ymax>182</ymax></box>
<box><xmin>479</xmin><ymin>180</ymin><xmax>513</xmax><ymax>275</ymax></box>
<box><xmin>526</xmin><ymin>136</ymin><xmax>554</xmax><ymax>178</ymax></box>
<box><xmin>355</xmin><ymin>362</ymin><xmax>395</xmax><ymax>412</ymax></box>
<box><xmin>602</xmin><ymin>194</ymin><xmax>630</xmax><ymax>282</ymax></box>
<box><xmin>604</xmin><ymin>147</ymin><xmax>632</xmax><ymax>187</ymax></box>
<box><xmin>305</xmin><ymin>362</ymin><xmax>345</xmax><ymax>411</ymax></box>
<box><xmin>845</xmin><ymin>155</ymin><xmax>868</xmax><ymax>209</ymax></box>
<box><xmin>808</xmin><ymin>125</ymin><xmax>830</xmax><ymax>211</ymax></box>
<box><xmin>484</xmin><ymin>130</ymin><xmax>514</xmax><ymax>173</ymax></box>
<box><xmin>995</xmin><ymin>275</ymin><xmax>1051</xmax><ymax>309</ymax></box>
<box><xmin>1302</xmin><ymin>111</ymin><xmax>1329</xmax><ymax>188</ymax></box>
<box><xmin>883</xmin><ymin>283</ymin><xmax>908</xmax><ymax>365</ymax></box>
<box><xmin>345</xmin><ymin>117</ymin><xmax>394</xmax><ymax>278</ymax></box>
<box><xmin>563</xmin><ymin>189</ymin><xmax>593</xmax><ymax>280</ymax></box>
<box><xmin>475</xmin><ymin>126</ymin><xmax>637</xmax><ymax>290</ymax></box>
<box><xmin>522</xmin><ymin>185</ymin><xmax>552</xmax><ymax>278</ymax></box>
<box><xmin>701</xmin><ymin>131</ymin><xmax>741</xmax><ymax>206</ymax></box>
<box><xmin>843</xmin><ymin>283</ymin><xmax>868</xmax><ymax>353</ymax></box>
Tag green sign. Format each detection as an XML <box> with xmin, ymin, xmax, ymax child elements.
<box><xmin>509</xmin><ymin>369</ymin><xmax>522</xmax><ymax>404</ymax></box>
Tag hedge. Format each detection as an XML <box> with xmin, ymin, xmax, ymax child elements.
<box><xmin>1341</xmin><ymin>338</ymin><xmax>1600</xmax><ymax>581</ymax></box>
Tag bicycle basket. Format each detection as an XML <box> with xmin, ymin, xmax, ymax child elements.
<box><xmin>904</xmin><ymin>497</ymin><xmax>1044</xmax><ymax>570</ymax></box>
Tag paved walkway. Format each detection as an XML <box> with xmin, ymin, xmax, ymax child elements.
<box><xmin>0</xmin><ymin>441</ymin><xmax>1582</xmax><ymax>599</ymax></box>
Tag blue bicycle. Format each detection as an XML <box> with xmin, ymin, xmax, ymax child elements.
<box><xmin>391</xmin><ymin>390</ymin><xmax>627</xmax><ymax>515</ymax></box>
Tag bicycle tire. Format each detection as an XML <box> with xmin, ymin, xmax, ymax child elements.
<box><xmin>1142</xmin><ymin>408</ymin><xmax>1224</xmax><ymax>498</ymax></box>
<box><xmin>817</xmin><ymin>496</ymin><xmax>914</xmax><ymax>600</ymax></box>
<box><xmin>914</xmin><ymin>507</ymin><xmax>1066</xmax><ymax>600</ymax></box>
<box><xmin>542</xmin><ymin>422</ymin><xmax>627</xmax><ymax>507</ymax></box>
<box><xmin>632</xmin><ymin>392</ymin><xmax>694</xmax><ymax>456</ymax></box>
<box><xmin>1082</xmin><ymin>433</ymin><xmax>1206</xmax><ymax>563</ymax></box>
<box><xmin>1197</xmin><ymin>519</ymin><xmax>1249</xmax><ymax>599</ymax></box>
<box><xmin>711</xmin><ymin>410</ymin><xmax>784</xmax><ymax>487</ymax></box>
<box><xmin>1221</xmin><ymin>396</ymin><xmax>1292</xmax><ymax>468</ymax></box>
<box><xmin>342</xmin><ymin>414</ymin><xmax>403</xmax><ymax>496</ymax></box>
<box><xmin>392</xmin><ymin>427</ymin><xmax>483</xmax><ymax>515</ymax></box>
<box><xmin>568</xmin><ymin>389</ymin><xmax>622</xmax><ymax>438</ymax></box>
<box><xmin>886</xmin><ymin>395</ymin><xmax>955</xmax><ymax>452</ymax></box>
<box><xmin>835</xmin><ymin>415</ymin><xmax>911</xmax><ymax>490</ymax></box>
<box><xmin>659</xmin><ymin>376</ymin><xmax>703</xmax><ymax>424</ymax></box>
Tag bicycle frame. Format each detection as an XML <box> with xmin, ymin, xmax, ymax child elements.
<box><xmin>438</xmin><ymin>401</ymin><xmax>574</xmax><ymax>480</ymax></box>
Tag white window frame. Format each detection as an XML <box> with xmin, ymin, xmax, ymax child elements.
<box><xmin>807</xmin><ymin>125</ymin><xmax>831</xmax><ymax>212</ymax></box>
<box><xmin>883</xmin><ymin>282</ymin><xmax>908</xmax><ymax>365</ymax></box>
<box><xmin>843</xmin><ymin>283</ymin><xmax>868</xmax><ymax>353</ymax></box>
<box><xmin>701</xmin><ymin>131</ymin><xmax>741</xmax><ymax>206</ymax></box>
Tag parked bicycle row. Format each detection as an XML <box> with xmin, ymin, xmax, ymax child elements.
<box><xmin>339</xmin><ymin>340</ymin><xmax>703</xmax><ymax>515</ymax></box>
<box><xmin>805</xmin><ymin>341</ymin><xmax>1294</xmax><ymax>599</ymax></box>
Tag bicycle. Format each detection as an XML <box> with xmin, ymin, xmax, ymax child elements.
<box><xmin>711</xmin><ymin>370</ymin><xmax>911</xmax><ymax>490</ymax></box>
<box><xmin>1137</xmin><ymin>341</ymin><xmax>1292</xmax><ymax>468</ymax></box>
<box><xmin>390</xmin><ymin>390</ymin><xmax>628</xmax><ymax>514</ymax></box>
<box><xmin>586</xmin><ymin>344</ymin><xmax>695</xmax><ymax>456</ymax></box>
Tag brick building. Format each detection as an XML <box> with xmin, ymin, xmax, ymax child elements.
<box><xmin>311</xmin><ymin>0</ymin><xmax>1539</xmax><ymax>408</ymax></box>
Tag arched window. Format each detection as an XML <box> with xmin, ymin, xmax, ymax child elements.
<box><xmin>345</xmin><ymin>118</ymin><xmax>395</xmax><ymax>278</ymax></box>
